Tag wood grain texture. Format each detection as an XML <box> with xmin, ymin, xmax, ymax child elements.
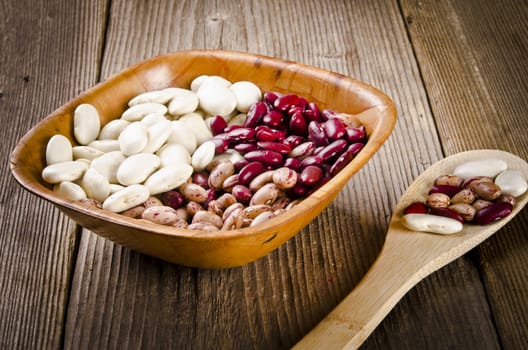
<box><xmin>400</xmin><ymin>0</ymin><xmax>528</xmax><ymax>347</ymax></box>
<box><xmin>0</xmin><ymin>0</ymin><xmax>108</xmax><ymax>348</ymax></box>
<box><xmin>63</xmin><ymin>0</ymin><xmax>499</xmax><ymax>349</ymax></box>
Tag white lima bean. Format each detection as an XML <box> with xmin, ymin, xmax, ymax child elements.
<box><xmin>144</xmin><ymin>164</ymin><xmax>193</xmax><ymax>195</ymax></box>
<box><xmin>190</xmin><ymin>75</ymin><xmax>210</xmax><ymax>92</ymax></box>
<box><xmin>72</xmin><ymin>146</ymin><xmax>104</xmax><ymax>161</ymax></box>
<box><xmin>121</xmin><ymin>102</ymin><xmax>167</xmax><ymax>122</ymax></box>
<box><xmin>74</xmin><ymin>104</ymin><xmax>100</xmax><ymax>145</ymax></box>
<box><xmin>191</xmin><ymin>141</ymin><xmax>216</xmax><ymax>171</ymax></box>
<box><xmin>402</xmin><ymin>213</ymin><xmax>463</xmax><ymax>235</ymax></box>
<box><xmin>495</xmin><ymin>170</ymin><xmax>527</xmax><ymax>197</ymax></box>
<box><xmin>128</xmin><ymin>87</ymin><xmax>182</xmax><ymax>106</ymax></box>
<box><xmin>229</xmin><ymin>81</ymin><xmax>262</xmax><ymax>112</ymax></box>
<box><xmin>157</xmin><ymin>143</ymin><xmax>191</xmax><ymax>167</ymax></box>
<box><xmin>167</xmin><ymin>88</ymin><xmax>199</xmax><ymax>116</ymax></box>
<box><xmin>167</xmin><ymin>120</ymin><xmax>197</xmax><ymax>154</ymax></box>
<box><xmin>54</xmin><ymin>181</ymin><xmax>87</xmax><ymax>201</ymax></box>
<box><xmin>142</xmin><ymin>119</ymin><xmax>172</xmax><ymax>154</ymax></box>
<box><xmin>116</xmin><ymin>153</ymin><xmax>160</xmax><ymax>186</ymax></box>
<box><xmin>197</xmin><ymin>81</ymin><xmax>237</xmax><ymax>117</ymax></box>
<box><xmin>102</xmin><ymin>184</ymin><xmax>150</xmax><ymax>212</ymax></box>
<box><xmin>42</xmin><ymin>160</ymin><xmax>88</xmax><ymax>184</ymax></box>
<box><xmin>81</xmin><ymin>168</ymin><xmax>110</xmax><ymax>202</ymax></box>
<box><xmin>453</xmin><ymin>159</ymin><xmax>507</xmax><ymax>179</ymax></box>
<box><xmin>178</xmin><ymin>112</ymin><xmax>213</xmax><ymax>145</ymax></box>
<box><xmin>46</xmin><ymin>135</ymin><xmax>72</xmax><ymax>165</ymax></box>
<box><xmin>98</xmin><ymin>119</ymin><xmax>130</xmax><ymax>140</ymax></box>
<box><xmin>87</xmin><ymin>140</ymin><xmax>121</xmax><ymax>153</ymax></box>
<box><xmin>140</xmin><ymin>113</ymin><xmax>167</xmax><ymax>127</ymax></box>
<box><xmin>118</xmin><ymin>121</ymin><xmax>148</xmax><ymax>156</ymax></box>
<box><xmin>90</xmin><ymin>151</ymin><xmax>126</xmax><ymax>183</ymax></box>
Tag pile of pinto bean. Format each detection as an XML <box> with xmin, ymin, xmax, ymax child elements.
<box><xmin>42</xmin><ymin>75</ymin><xmax>367</xmax><ymax>231</ymax></box>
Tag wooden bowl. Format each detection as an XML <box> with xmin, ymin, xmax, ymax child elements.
<box><xmin>10</xmin><ymin>50</ymin><xmax>396</xmax><ymax>268</ymax></box>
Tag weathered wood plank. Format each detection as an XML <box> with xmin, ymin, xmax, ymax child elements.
<box><xmin>1</xmin><ymin>0</ymin><xmax>108</xmax><ymax>349</ymax></box>
<box><xmin>64</xmin><ymin>0</ymin><xmax>498</xmax><ymax>348</ymax></box>
<box><xmin>400</xmin><ymin>0</ymin><xmax>528</xmax><ymax>347</ymax></box>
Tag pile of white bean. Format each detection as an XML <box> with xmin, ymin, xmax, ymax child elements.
<box><xmin>42</xmin><ymin>75</ymin><xmax>262</xmax><ymax>216</ymax></box>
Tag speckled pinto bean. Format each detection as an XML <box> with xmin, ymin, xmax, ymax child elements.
<box><xmin>208</xmin><ymin>161</ymin><xmax>235</xmax><ymax>190</ymax></box>
<box><xmin>180</xmin><ymin>183</ymin><xmax>208</xmax><ymax>203</ymax></box>
<box><xmin>141</xmin><ymin>206</ymin><xmax>180</xmax><ymax>225</ymax></box>
<box><xmin>250</xmin><ymin>183</ymin><xmax>279</xmax><ymax>206</ymax></box>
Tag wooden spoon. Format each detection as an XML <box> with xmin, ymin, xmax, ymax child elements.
<box><xmin>294</xmin><ymin>149</ymin><xmax>528</xmax><ymax>349</ymax></box>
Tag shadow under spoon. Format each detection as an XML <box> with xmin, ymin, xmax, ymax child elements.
<box><xmin>294</xmin><ymin>149</ymin><xmax>528</xmax><ymax>349</ymax></box>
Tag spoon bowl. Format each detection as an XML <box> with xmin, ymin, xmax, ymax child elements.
<box><xmin>295</xmin><ymin>149</ymin><xmax>528</xmax><ymax>349</ymax></box>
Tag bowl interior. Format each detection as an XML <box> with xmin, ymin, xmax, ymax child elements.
<box><xmin>10</xmin><ymin>50</ymin><xmax>396</xmax><ymax>267</ymax></box>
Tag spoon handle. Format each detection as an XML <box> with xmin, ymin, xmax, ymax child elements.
<box><xmin>293</xmin><ymin>233</ymin><xmax>436</xmax><ymax>349</ymax></box>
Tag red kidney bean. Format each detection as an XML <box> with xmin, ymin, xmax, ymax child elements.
<box><xmin>290</xmin><ymin>183</ymin><xmax>309</xmax><ymax>197</ymax></box>
<box><xmin>301</xmin><ymin>155</ymin><xmax>323</xmax><ymax>167</ymax></box>
<box><xmin>255</xmin><ymin>126</ymin><xmax>286</xmax><ymax>142</ymax></box>
<box><xmin>204</xmin><ymin>189</ymin><xmax>217</xmax><ymax>208</ymax></box>
<box><xmin>289</xmin><ymin>111</ymin><xmax>308</xmax><ymax>136</ymax></box>
<box><xmin>321</xmin><ymin>109</ymin><xmax>335</xmax><ymax>121</ymax></box>
<box><xmin>328</xmin><ymin>142</ymin><xmax>364</xmax><ymax>177</ymax></box>
<box><xmin>209</xmin><ymin>115</ymin><xmax>228</xmax><ymax>136</ymax></box>
<box><xmin>226</xmin><ymin>127</ymin><xmax>256</xmax><ymax>142</ymax></box>
<box><xmin>257</xmin><ymin>141</ymin><xmax>291</xmax><ymax>154</ymax></box>
<box><xmin>274</xmin><ymin>94</ymin><xmax>300</xmax><ymax>111</ymax></box>
<box><xmin>323</xmin><ymin>118</ymin><xmax>347</xmax><ymax>140</ymax></box>
<box><xmin>234</xmin><ymin>159</ymin><xmax>249</xmax><ymax>172</ymax></box>
<box><xmin>474</xmin><ymin>202</ymin><xmax>513</xmax><ymax>225</ymax></box>
<box><xmin>231</xmin><ymin>184</ymin><xmax>252</xmax><ymax>204</ymax></box>
<box><xmin>318</xmin><ymin>139</ymin><xmax>348</xmax><ymax>161</ymax></box>
<box><xmin>298</xmin><ymin>97</ymin><xmax>308</xmax><ymax>109</ymax></box>
<box><xmin>284</xmin><ymin>135</ymin><xmax>304</xmax><ymax>148</ymax></box>
<box><xmin>429</xmin><ymin>207</ymin><xmax>464</xmax><ymax>223</ymax></box>
<box><xmin>313</xmin><ymin>146</ymin><xmax>324</xmax><ymax>156</ymax></box>
<box><xmin>272</xmin><ymin>167</ymin><xmax>298</xmax><ymax>189</ymax></box>
<box><xmin>192</xmin><ymin>171</ymin><xmax>210</xmax><ymax>189</ymax></box>
<box><xmin>300</xmin><ymin>165</ymin><xmax>323</xmax><ymax>186</ymax></box>
<box><xmin>208</xmin><ymin>161</ymin><xmax>235</xmax><ymax>190</ymax></box>
<box><xmin>403</xmin><ymin>202</ymin><xmax>428</xmax><ymax>215</ymax></box>
<box><xmin>289</xmin><ymin>141</ymin><xmax>316</xmax><ymax>159</ymax></box>
<box><xmin>244</xmin><ymin>150</ymin><xmax>283</xmax><ymax>167</ymax></box>
<box><xmin>263</xmin><ymin>110</ymin><xmax>284</xmax><ymax>127</ymax></box>
<box><xmin>428</xmin><ymin>185</ymin><xmax>461</xmax><ymax>198</ymax></box>
<box><xmin>307</xmin><ymin>175</ymin><xmax>331</xmax><ymax>195</ymax></box>
<box><xmin>234</xmin><ymin>142</ymin><xmax>258</xmax><ymax>154</ymax></box>
<box><xmin>210</xmin><ymin>138</ymin><xmax>228</xmax><ymax>154</ymax></box>
<box><xmin>161</xmin><ymin>190</ymin><xmax>184</xmax><ymax>209</ymax></box>
<box><xmin>307</xmin><ymin>121</ymin><xmax>329</xmax><ymax>146</ymax></box>
<box><xmin>307</xmin><ymin>102</ymin><xmax>322</xmax><ymax>122</ymax></box>
<box><xmin>222</xmin><ymin>174</ymin><xmax>239</xmax><ymax>192</ymax></box>
<box><xmin>288</xmin><ymin>106</ymin><xmax>304</xmax><ymax>117</ymax></box>
<box><xmin>284</xmin><ymin>158</ymin><xmax>302</xmax><ymax>172</ymax></box>
<box><xmin>223</xmin><ymin>125</ymin><xmax>243</xmax><ymax>133</ymax></box>
<box><xmin>264</xmin><ymin>91</ymin><xmax>280</xmax><ymax>105</ymax></box>
<box><xmin>238</xmin><ymin>161</ymin><xmax>266</xmax><ymax>185</ymax></box>
<box><xmin>244</xmin><ymin>101</ymin><xmax>268</xmax><ymax>128</ymax></box>
<box><xmin>345</xmin><ymin>126</ymin><xmax>366</xmax><ymax>143</ymax></box>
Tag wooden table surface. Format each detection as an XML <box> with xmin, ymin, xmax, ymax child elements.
<box><xmin>2</xmin><ymin>0</ymin><xmax>527</xmax><ymax>349</ymax></box>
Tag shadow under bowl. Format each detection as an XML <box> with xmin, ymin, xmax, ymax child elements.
<box><xmin>10</xmin><ymin>50</ymin><xmax>396</xmax><ymax>268</ymax></box>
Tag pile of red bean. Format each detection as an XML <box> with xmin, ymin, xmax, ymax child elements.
<box><xmin>154</xmin><ymin>92</ymin><xmax>367</xmax><ymax>230</ymax></box>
